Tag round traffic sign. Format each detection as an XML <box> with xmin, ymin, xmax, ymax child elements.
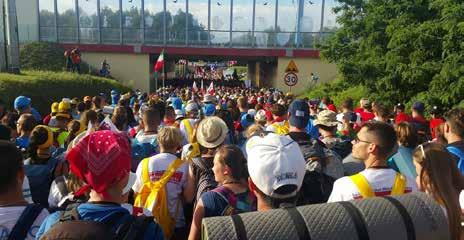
<box><xmin>284</xmin><ymin>72</ymin><xmax>298</xmax><ymax>86</ymax></box>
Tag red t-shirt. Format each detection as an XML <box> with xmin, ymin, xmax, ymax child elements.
<box><xmin>429</xmin><ymin>118</ymin><xmax>444</xmax><ymax>139</ymax></box>
<box><xmin>354</xmin><ymin>107</ymin><xmax>364</xmax><ymax>114</ymax></box>
<box><xmin>395</xmin><ymin>112</ymin><xmax>412</xmax><ymax>124</ymax></box>
<box><xmin>359</xmin><ymin>111</ymin><xmax>375</xmax><ymax>122</ymax></box>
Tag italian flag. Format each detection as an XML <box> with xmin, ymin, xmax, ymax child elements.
<box><xmin>154</xmin><ymin>50</ymin><xmax>164</xmax><ymax>72</ymax></box>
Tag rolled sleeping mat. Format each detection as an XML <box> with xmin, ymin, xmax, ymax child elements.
<box><xmin>202</xmin><ymin>192</ymin><xmax>449</xmax><ymax>240</ymax></box>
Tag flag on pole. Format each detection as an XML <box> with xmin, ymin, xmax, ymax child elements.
<box><xmin>154</xmin><ymin>50</ymin><xmax>165</xmax><ymax>72</ymax></box>
<box><xmin>207</xmin><ymin>81</ymin><xmax>215</xmax><ymax>95</ymax></box>
<box><xmin>192</xmin><ymin>81</ymin><xmax>199</xmax><ymax>92</ymax></box>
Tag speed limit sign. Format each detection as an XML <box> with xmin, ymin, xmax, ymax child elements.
<box><xmin>284</xmin><ymin>72</ymin><xmax>298</xmax><ymax>86</ymax></box>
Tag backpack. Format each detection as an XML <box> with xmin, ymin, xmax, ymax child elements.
<box><xmin>134</xmin><ymin>157</ymin><xmax>184</xmax><ymax>239</ymax></box>
<box><xmin>24</xmin><ymin>156</ymin><xmax>60</xmax><ymax>208</ymax></box>
<box><xmin>211</xmin><ymin>186</ymin><xmax>256</xmax><ymax>216</ymax></box>
<box><xmin>192</xmin><ymin>157</ymin><xmax>218</xmax><ymax>203</ymax></box>
<box><xmin>446</xmin><ymin>146</ymin><xmax>464</xmax><ymax>174</ymax></box>
<box><xmin>7</xmin><ymin>204</ymin><xmax>44</xmax><ymax>240</ymax></box>
<box><xmin>293</xmin><ymin>137</ymin><xmax>337</xmax><ymax>205</ymax></box>
<box><xmin>272</xmin><ymin>121</ymin><xmax>290</xmax><ymax>135</ymax></box>
<box><xmin>329</xmin><ymin>140</ymin><xmax>353</xmax><ymax>159</ymax></box>
<box><xmin>131</xmin><ymin>137</ymin><xmax>158</xmax><ymax>172</ymax></box>
<box><xmin>40</xmin><ymin>205</ymin><xmax>153</xmax><ymax>240</ymax></box>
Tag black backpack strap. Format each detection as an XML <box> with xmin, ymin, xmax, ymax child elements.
<box><xmin>116</xmin><ymin>216</ymin><xmax>154</xmax><ymax>240</ymax></box>
<box><xmin>285</xmin><ymin>208</ymin><xmax>311</xmax><ymax>240</ymax></box>
<box><xmin>338</xmin><ymin>201</ymin><xmax>370</xmax><ymax>240</ymax></box>
<box><xmin>8</xmin><ymin>204</ymin><xmax>44</xmax><ymax>240</ymax></box>
<box><xmin>231</xmin><ymin>214</ymin><xmax>248</xmax><ymax>240</ymax></box>
<box><xmin>383</xmin><ymin>196</ymin><xmax>416</xmax><ymax>240</ymax></box>
<box><xmin>55</xmin><ymin>176</ymin><xmax>69</xmax><ymax>197</ymax></box>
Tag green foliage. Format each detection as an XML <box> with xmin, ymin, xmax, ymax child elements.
<box><xmin>321</xmin><ymin>0</ymin><xmax>464</xmax><ymax>110</ymax></box>
<box><xmin>303</xmin><ymin>78</ymin><xmax>369</xmax><ymax>107</ymax></box>
<box><xmin>20</xmin><ymin>42</ymin><xmax>64</xmax><ymax>71</ymax></box>
<box><xmin>0</xmin><ymin>71</ymin><xmax>131</xmax><ymax>115</ymax></box>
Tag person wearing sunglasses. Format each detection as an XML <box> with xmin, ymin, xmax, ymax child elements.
<box><xmin>328</xmin><ymin>121</ymin><xmax>417</xmax><ymax>202</ymax></box>
<box><xmin>412</xmin><ymin>143</ymin><xmax>463</xmax><ymax>240</ymax></box>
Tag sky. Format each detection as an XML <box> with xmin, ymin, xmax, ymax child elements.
<box><xmin>40</xmin><ymin>0</ymin><xmax>340</xmax><ymax>32</ymax></box>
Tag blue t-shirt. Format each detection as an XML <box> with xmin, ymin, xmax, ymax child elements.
<box><xmin>35</xmin><ymin>203</ymin><xmax>164</xmax><ymax>240</ymax></box>
<box><xmin>201</xmin><ymin>188</ymin><xmax>256</xmax><ymax>217</ymax></box>
<box><xmin>15</xmin><ymin>136</ymin><xmax>30</xmax><ymax>150</ymax></box>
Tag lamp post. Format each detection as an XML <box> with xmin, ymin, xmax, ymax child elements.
<box><xmin>2</xmin><ymin>0</ymin><xmax>20</xmax><ymax>74</ymax></box>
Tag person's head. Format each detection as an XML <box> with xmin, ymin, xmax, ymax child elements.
<box><xmin>341</xmin><ymin>98</ymin><xmax>354</xmax><ymax>112</ymax></box>
<box><xmin>443</xmin><ymin>108</ymin><xmax>464</xmax><ymax>143</ymax></box>
<box><xmin>245</xmin><ymin>123</ymin><xmax>264</xmax><ymax>139</ymax></box>
<box><xmin>360</xmin><ymin>98</ymin><xmax>370</xmax><ymax>109</ymax></box>
<box><xmin>396</xmin><ymin>103</ymin><xmax>405</xmax><ymax>113</ymax></box>
<box><xmin>430</xmin><ymin>105</ymin><xmax>442</xmax><ymax>118</ymax></box>
<box><xmin>373</xmin><ymin>104</ymin><xmax>390</xmax><ymax>122</ymax></box>
<box><xmin>111</xmin><ymin>106</ymin><xmax>128</xmax><ymax>131</ymax></box>
<box><xmin>271</xmin><ymin>104</ymin><xmax>286</xmax><ymax>118</ymax></box>
<box><xmin>185</xmin><ymin>102</ymin><xmax>199</xmax><ymax>118</ymax></box>
<box><xmin>28</xmin><ymin>125</ymin><xmax>54</xmax><ymax>163</ymax></box>
<box><xmin>352</xmin><ymin>122</ymin><xmax>397</xmax><ymax>162</ymax></box>
<box><xmin>196</xmin><ymin>116</ymin><xmax>228</xmax><ymax>150</ymax></box>
<box><xmin>203</xmin><ymin>103</ymin><xmax>216</xmax><ymax>117</ymax></box>
<box><xmin>14</xmin><ymin>96</ymin><xmax>31</xmax><ymax>114</ymax></box>
<box><xmin>395</xmin><ymin>122</ymin><xmax>418</xmax><ymax>148</ymax></box>
<box><xmin>16</xmin><ymin>113</ymin><xmax>36</xmax><ymax>135</ymax></box>
<box><xmin>164</xmin><ymin>106</ymin><xmax>176</xmax><ymax>124</ymax></box>
<box><xmin>434</xmin><ymin>123</ymin><xmax>447</xmax><ymax>145</ymax></box>
<box><xmin>157</xmin><ymin>127</ymin><xmax>183</xmax><ymax>152</ymax></box>
<box><xmin>412</xmin><ymin>143</ymin><xmax>464</xmax><ymax>240</ymax></box>
<box><xmin>142</xmin><ymin>107</ymin><xmax>161</xmax><ymax>132</ymax></box>
<box><xmin>288</xmin><ymin>99</ymin><xmax>310</xmax><ymax>130</ymax></box>
<box><xmin>0</xmin><ymin>141</ymin><xmax>24</xmax><ymax>197</ymax></box>
<box><xmin>246</xmin><ymin>133</ymin><xmax>305</xmax><ymax>210</ymax></box>
<box><xmin>77</xmin><ymin>101</ymin><xmax>86</xmax><ymax>113</ymax></box>
<box><xmin>412</xmin><ymin>102</ymin><xmax>425</xmax><ymax>116</ymax></box>
<box><xmin>92</xmin><ymin>96</ymin><xmax>103</xmax><ymax>110</ymax></box>
<box><xmin>50</xmin><ymin>102</ymin><xmax>59</xmax><ymax>116</ymax></box>
<box><xmin>213</xmin><ymin>145</ymin><xmax>248</xmax><ymax>184</ymax></box>
<box><xmin>237</xmin><ymin>97</ymin><xmax>248</xmax><ymax>111</ymax></box>
<box><xmin>254</xmin><ymin>109</ymin><xmax>267</xmax><ymax>127</ymax></box>
<box><xmin>314</xmin><ymin>110</ymin><xmax>338</xmax><ymax>135</ymax></box>
<box><xmin>80</xmin><ymin>110</ymin><xmax>98</xmax><ymax>129</ymax></box>
<box><xmin>66</xmin><ymin>130</ymin><xmax>132</xmax><ymax>203</ymax></box>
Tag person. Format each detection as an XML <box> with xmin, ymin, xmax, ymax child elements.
<box><xmin>99</xmin><ymin>59</ymin><xmax>111</xmax><ymax>77</ymax></box>
<box><xmin>429</xmin><ymin>105</ymin><xmax>444</xmax><ymax>140</ymax></box>
<box><xmin>443</xmin><ymin>108</ymin><xmax>464</xmax><ymax>174</ymax></box>
<box><xmin>395</xmin><ymin>103</ymin><xmax>412</xmax><ymax>124</ymax></box>
<box><xmin>387</xmin><ymin>122</ymin><xmax>418</xmax><ymax>180</ymax></box>
<box><xmin>0</xmin><ymin>141</ymin><xmax>49</xmax><ymax>240</ymax></box>
<box><xmin>133</xmin><ymin>127</ymin><xmax>194</xmax><ymax>239</ymax></box>
<box><xmin>15</xmin><ymin>113</ymin><xmax>36</xmax><ymax>152</ymax></box>
<box><xmin>411</xmin><ymin>101</ymin><xmax>429</xmax><ymax>141</ymax></box>
<box><xmin>188</xmin><ymin>145</ymin><xmax>256</xmax><ymax>240</ymax></box>
<box><xmin>265</xmin><ymin>104</ymin><xmax>289</xmax><ymax>135</ymax></box>
<box><xmin>131</xmin><ymin>107</ymin><xmax>161</xmax><ymax>172</ymax></box>
<box><xmin>254</xmin><ymin>109</ymin><xmax>267</xmax><ymax>128</ymax></box>
<box><xmin>51</xmin><ymin>101</ymin><xmax>71</xmax><ymax>148</ymax></box>
<box><xmin>163</xmin><ymin>106</ymin><xmax>178</xmax><ymax>127</ymax></box>
<box><xmin>328</xmin><ymin>122</ymin><xmax>417</xmax><ymax>202</ymax></box>
<box><xmin>70</xmin><ymin>47</ymin><xmax>81</xmax><ymax>74</ymax></box>
<box><xmin>358</xmin><ymin>100</ymin><xmax>375</xmax><ymax>122</ymax></box>
<box><xmin>24</xmin><ymin>125</ymin><xmax>64</xmax><ymax>208</ymax></box>
<box><xmin>14</xmin><ymin>96</ymin><xmax>41</xmax><ymax>123</ymax></box>
<box><xmin>180</xmin><ymin>102</ymin><xmax>200</xmax><ymax>145</ymax></box>
<box><xmin>36</xmin><ymin>130</ymin><xmax>164</xmax><ymax>240</ymax></box>
<box><xmin>372</xmin><ymin>104</ymin><xmax>392</xmax><ymax>124</ymax></box>
<box><xmin>111</xmin><ymin>106</ymin><xmax>129</xmax><ymax>132</ymax></box>
<box><xmin>43</xmin><ymin>102</ymin><xmax>59</xmax><ymax>126</ymax></box>
<box><xmin>287</xmin><ymin>100</ymin><xmax>343</xmax><ymax>204</ymax></box>
<box><xmin>412</xmin><ymin>143</ymin><xmax>463</xmax><ymax>240</ymax></box>
<box><xmin>64</xmin><ymin>49</ymin><xmax>73</xmax><ymax>72</ymax></box>
<box><xmin>246</xmin><ymin>133</ymin><xmax>306</xmax><ymax>210</ymax></box>
<box><xmin>314</xmin><ymin>110</ymin><xmax>343</xmax><ymax>149</ymax></box>
<box><xmin>336</xmin><ymin>98</ymin><xmax>361</xmax><ymax>136</ymax></box>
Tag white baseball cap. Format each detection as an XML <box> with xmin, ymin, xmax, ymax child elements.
<box><xmin>246</xmin><ymin>133</ymin><xmax>306</xmax><ymax>199</ymax></box>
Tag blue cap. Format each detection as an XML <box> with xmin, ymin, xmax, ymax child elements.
<box><xmin>412</xmin><ymin>102</ymin><xmax>425</xmax><ymax>113</ymax></box>
<box><xmin>14</xmin><ymin>96</ymin><xmax>31</xmax><ymax>110</ymax></box>
<box><xmin>240</xmin><ymin>113</ymin><xmax>254</xmax><ymax>129</ymax></box>
<box><xmin>171</xmin><ymin>97</ymin><xmax>183</xmax><ymax>110</ymax></box>
<box><xmin>203</xmin><ymin>104</ymin><xmax>216</xmax><ymax>117</ymax></box>
<box><xmin>288</xmin><ymin>99</ymin><xmax>310</xmax><ymax>129</ymax></box>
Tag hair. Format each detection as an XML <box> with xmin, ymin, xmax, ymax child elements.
<box><xmin>28</xmin><ymin>125</ymin><xmax>51</xmax><ymax>164</ymax></box>
<box><xmin>373</xmin><ymin>104</ymin><xmax>390</xmax><ymax>119</ymax></box>
<box><xmin>412</xmin><ymin>143</ymin><xmax>463</xmax><ymax>240</ymax></box>
<box><xmin>84</xmin><ymin>99</ymin><xmax>92</xmax><ymax>110</ymax></box>
<box><xmin>271</xmin><ymin>104</ymin><xmax>286</xmax><ymax>117</ymax></box>
<box><xmin>65</xmin><ymin>120</ymin><xmax>82</xmax><ymax>147</ymax></box>
<box><xmin>434</xmin><ymin>123</ymin><xmax>448</xmax><ymax>145</ymax></box>
<box><xmin>164</xmin><ymin>106</ymin><xmax>175</xmax><ymax>120</ymax></box>
<box><xmin>1</xmin><ymin>111</ymin><xmax>19</xmax><ymax>132</ymax></box>
<box><xmin>0</xmin><ymin>140</ymin><xmax>23</xmax><ymax>194</ymax></box>
<box><xmin>444</xmin><ymin>108</ymin><xmax>464</xmax><ymax>139</ymax></box>
<box><xmin>362</xmin><ymin>121</ymin><xmax>397</xmax><ymax>158</ymax></box>
<box><xmin>395</xmin><ymin>122</ymin><xmax>418</xmax><ymax>148</ymax></box>
<box><xmin>246</xmin><ymin>124</ymin><xmax>264</xmax><ymax>138</ymax></box>
<box><xmin>318</xmin><ymin>124</ymin><xmax>337</xmax><ymax>133</ymax></box>
<box><xmin>237</xmin><ymin>97</ymin><xmax>248</xmax><ymax>110</ymax></box>
<box><xmin>342</xmin><ymin>98</ymin><xmax>354</xmax><ymax>110</ymax></box>
<box><xmin>157</xmin><ymin>127</ymin><xmax>183</xmax><ymax>151</ymax></box>
<box><xmin>77</xmin><ymin>102</ymin><xmax>86</xmax><ymax>112</ymax></box>
<box><xmin>92</xmin><ymin>96</ymin><xmax>102</xmax><ymax>109</ymax></box>
<box><xmin>259</xmin><ymin>184</ymin><xmax>298</xmax><ymax>209</ymax></box>
<box><xmin>216</xmin><ymin>145</ymin><xmax>248</xmax><ymax>180</ymax></box>
<box><xmin>148</xmin><ymin>100</ymin><xmax>166</xmax><ymax>120</ymax></box>
<box><xmin>80</xmin><ymin>110</ymin><xmax>98</xmax><ymax>127</ymax></box>
<box><xmin>18</xmin><ymin>114</ymin><xmax>36</xmax><ymax>132</ymax></box>
<box><xmin>112</xmin><ymin>106</ymin><xmax>128</xmax><ymax>131</ymax></box>
<box><xmin>142</xmin><ymin>107</ymin><xmax>161</xmax><ymax>130</ymax></box>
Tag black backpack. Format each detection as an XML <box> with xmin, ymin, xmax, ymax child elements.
<box><xmin>330</xmin><ymin>140</ymin><xmax>353</xmax><ymax>159</ymax></box>
<box><xmin>40</xmin><ymin>204</ymin><xmax>153</xmax><ymax>240</ymax></box>
<box><xmin>192</xmin><ymin>157</ymin><xmax>218</xmax><ymax>203</ymax></box>
<box><xmin>292</xmin><ymin>137</ymin><xmax>336</xmax><ymax>205</ymax></box>
<box><xmin>8</xmin><ymin>204</ymin><xmax>44</xmax><ymax>240</ymax></box>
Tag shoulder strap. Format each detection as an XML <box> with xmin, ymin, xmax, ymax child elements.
<box><xmin>447</xmin><ymin>146</ymin><xmax>464</xmax><ymax>158</ymax></box>
<box><xmin>55</xmin><ymin>176</ymin><xmax>69</xmax><ymax>197</ymax></box>
<box><xmin>391</xmin><ymin>173</ymin><xmax>406</xmax><ymax>195</ymax></box>
<box><xmin>155</xmin><ymin>158</ymin><xmax>184</xmax><ymax>187</ymax></box>
<box><xmin>183</xmin><ymin>119</ymin><xmax>194</xmax><ymax>143</ymax></box>
<box><xmin>212</xmin><ymin>186</ymin><xmax>237</xmax><ymax>207</ymax></box>
<box><xmin>8</xmin><ymin>204</ymin><xmax>44</xmax><ymax>240</ymax></box>
<box><xmin>141</xmin><ymin>157</ymin><xmax>151</xmax><ymax>184</ymax></box>
<box><xmin>350</xmin><ymin>173</ymin><xmax>375</xmax><ymax>198</ymax></box>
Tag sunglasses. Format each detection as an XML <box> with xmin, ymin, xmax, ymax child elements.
<box><xmin>353</xmin><ymin>135</ymin><xmax>372</xmax><ymax>144</ymax></box>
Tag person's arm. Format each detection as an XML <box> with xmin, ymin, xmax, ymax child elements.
<box><xmin>182</xmin><ymin>164</ymin><xmax>195</xmax><ymax>203</ymax></box>
<box><xmin>188</xmin><ymin>199</ymin><xmax>205</xmax><ymax>240</ymax></box>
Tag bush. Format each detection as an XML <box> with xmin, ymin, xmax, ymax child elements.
<box><xmin>0</xmin><ymin>71</ymin><xmax>131</xmax><ymax>115</ymax></box>
<box><xmin>20</xmin><ymin>42</ymin><xmax>65</xmax><ymax>71</ymax></box>
<box><xmin>303</xmin><ymin>78</ymin><xmax>369</xmax><ymax>108</ymax></box>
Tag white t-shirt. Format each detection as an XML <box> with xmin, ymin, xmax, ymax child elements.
<box><xmin>328</xmin><ymin>168</ymin><xmax>418</xmax><ymax>202</ymax></box>
<box><xmin>22</xmin><ymin>176</ymin><xmax>33</xmax><ymax>204</ymax></box>
<box><xmin>132</xmin><ymin>153</ymin><xmax>189</xmax><ymax>228</ymax></box>
<box><xmin>0</xmin><ymin>206</ymin><xmax>49</xmax><ymax>240</ymax></box>
<box><xmin>179</xmin><ymin>118</ymin><xmax>198</xmax><ymax>145</ymax></box>
<box><xmin>135</xmin><ymin>131</ymin><xmax>157</xmax><ymax>144</ymax></box>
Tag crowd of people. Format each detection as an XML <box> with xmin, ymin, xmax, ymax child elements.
<box><xmin>0</xmin><ymin>85</ymin><xmax>463</xmax><ymax>239</ymax></box>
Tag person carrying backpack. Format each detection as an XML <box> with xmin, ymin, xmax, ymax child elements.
<box><xmin>265</xmin><ymin>103</ymin><xmax>290</xmax><ymax>135</ymax></box>
<box><xmin>133</xmin><ymin>127</ymin><xmax>194</xmax><ymax>240</ymax></box>
<box><xmin>131</xmin><ymin>108</ymin><xmax>161</xmax><ymax>172</ymax></box>
<box><xmin>188</xmin><ymin>145</ymin><xmax>256</xmax><ymax>240</ymax></box>
<box><xmin>443</xmin><ymin>108</ymin><xmax>464</xmax><ymax>174</ymax></box>
<box><xmin>0</xmin><ymin>141</ymin><xmax>49</xmax><ymax>240</ymax></box>
<box><xmin>24</xmin><ymin>125</ymin><xmax>65</xmax><ymax>208</ymax></box>
<box><xmin>36</xmin><ymin>130</ymin><xmax>164</xmax><ymax>240</ymax></box>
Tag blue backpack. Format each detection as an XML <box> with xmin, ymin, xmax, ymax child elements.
<box><xmin>24</xmin><ymin>155</ymin><xmax>60</xmax><ymax>208</ymax></box>
<box><xmin>446</xmin><ymin>146</ymin><xmax>464</xmax><ymax>174</ymax></box>
<box><xmin>131</xmin><ymin>137</ymin><xmax>158</xmax><ymax>172</ymax></box>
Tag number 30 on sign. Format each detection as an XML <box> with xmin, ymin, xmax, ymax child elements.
<box><xmin>284</xmin><ymin>72</ymin><xmax>298</xmax><ymax>87</ymax></box>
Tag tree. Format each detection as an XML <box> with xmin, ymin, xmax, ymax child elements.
<box><xmin>320</xmin><ymin>0</ymin><xmax>464</xmax><ymax>109</ymax></box>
